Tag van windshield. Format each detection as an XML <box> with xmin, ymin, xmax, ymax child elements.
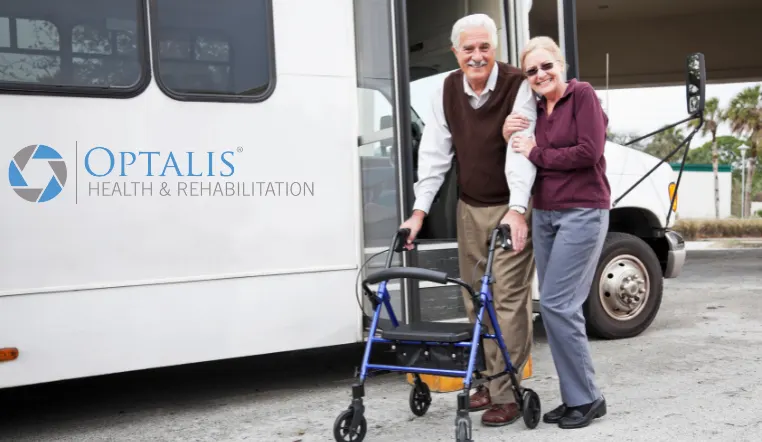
<box><xmin>409</xmin><ymin>70</ymin><xmax>457</xmax><ymax>128</ymax></box>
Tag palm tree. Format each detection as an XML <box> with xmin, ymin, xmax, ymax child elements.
<box><xmin>688</xmin><ymin>97</ymin><xmax>723</xmax><ymax>218</ymax></box>
<box><xmin>725</xmin><ymin>85</ymin><xmax>761</xmax><ymax>218</ymax></box>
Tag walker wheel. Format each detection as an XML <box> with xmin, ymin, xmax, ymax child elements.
<box><xmin>409</xmin><ymin>381</ymin><xmax>432</xmax><ymax>416</ymax></box>
<box><xmin>521</xmin><ymin>388</ymin><xmax>541</xmax><ymax>429</ymax></box>
<box><xmin>454</xmin><ymin>416</ymin><xmax>472</xmax><ymax>442</ymax></box>
<box><xmin>333</xmin><ymin>408</ymin><xmax>367</xmax><ymax>442</ymax></box>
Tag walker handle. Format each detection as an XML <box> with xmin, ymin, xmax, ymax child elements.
<box><xmin>494</xmin><ymin>224</ymin><xmax>513</xmax><ymax>251</ymax></box>
<box><xmin>364</xmin><ymin>266</ymin><xmax>449</xmax><ymax>285</ymax></box>
<box><xmin>382</xmin><ymin>228</ymin><xmax>417</xmax><ymax>269</ymax></box>
<box><xmin>393</xmin><ymin>228</ymin><xmax>412</xmax><ymax>253</ymax></box>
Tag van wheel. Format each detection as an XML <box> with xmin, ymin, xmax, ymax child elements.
<box><xmin>584</xmin><ymin>232</ymin><xmax>663</xmax><ymax>339</ymax></box>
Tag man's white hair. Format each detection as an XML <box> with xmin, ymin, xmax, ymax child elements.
<box><xmin>450</xmin><ymin>13</ymin><xmax>499</xmax><ymax>49</ymax></box>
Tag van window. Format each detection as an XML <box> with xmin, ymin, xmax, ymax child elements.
<box><xmin>150</xmin><ymin>0</ymin><xmax>275</xmax><ymax>102</ymax></box>
<box><xmin>0</xmin><ymin>0</ymin><xmax>148</xmax><ymax>96</ymax></box>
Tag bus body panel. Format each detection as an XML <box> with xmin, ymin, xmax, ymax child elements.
<box><xmin>2</xmin><ymin>75</ymin><xmax>361</xmax><ymax>296</ymax></box>
<box><xmin>0</xmin><ymin>270</ymin><xmax>362</xmax><ymax>388</ymax></box>
<box><xmin>1</xmin><ymin>0</ymin><xmax>368</xmax><ymax>388</ymax></box>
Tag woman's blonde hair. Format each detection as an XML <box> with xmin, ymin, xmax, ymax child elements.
<box><xmin>520</xmin><ymin>36</ymin><xmax>566</xmax><ymax>70</ymax></box>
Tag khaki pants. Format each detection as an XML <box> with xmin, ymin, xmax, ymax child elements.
<box><xmin>456</xmin><ymin>198</ymin><xmax>535</xmax><ymax>404</ymax></box>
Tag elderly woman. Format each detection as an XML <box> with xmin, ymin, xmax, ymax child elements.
<box><xmin>504</xmin><ymin>36</ymin><xmax>609</xmax><ymax>429</ymax></box>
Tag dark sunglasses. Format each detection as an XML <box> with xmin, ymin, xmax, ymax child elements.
<box><xmin>524</xmin><ymin>61</ymin><xmax>554</xmax><ymax>77</ymax></box>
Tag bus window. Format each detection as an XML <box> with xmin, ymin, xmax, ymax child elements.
<box><xmin>0</xmin><ymin>0</ymin><xmax>148</xmax><ymax>96</ymax></box>
<box><xmin>1</xmin><ymin>18</ymin><xmax>61</xmax><ymax>83</ymax></box>
<box><xmin>150</xmin><ymin>0</ymin><xmax>275</xmax><ymax>102</ymax></box>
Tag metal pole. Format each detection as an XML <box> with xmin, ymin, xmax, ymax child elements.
<box><xmin>739</xmin><ymin>144</ymin><xmax>749</xmax><ymax>218</ymax></box>
<box><xmin>605</xmin><ymin>53</ymin><xmax>610</xmax><ymax>115</ymax></box>
<box><xmin>562</xmin><ymin>0</ymin><xmax>580</xmax><ymax>80</ymax></box>
<box><xmin>390</xmin><ymin>0</ymin><xmax>420</xmax><ymax>324</ymax></box>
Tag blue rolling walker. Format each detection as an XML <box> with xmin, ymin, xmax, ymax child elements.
<box><xmin>332</xmin><ymin>225</ymin><xmax>541</xmax><ymax>442</ymax></box>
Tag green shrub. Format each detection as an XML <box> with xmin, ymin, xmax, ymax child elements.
<box><xmin>673</xmin><ymin>218</ymin><xmax>762</xmax><ymax>240</ymax></box>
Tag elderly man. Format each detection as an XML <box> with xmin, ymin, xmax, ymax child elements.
<box><xmin>399</xmin><ymin>13</ymin><xmax>537</xmax><ymax>427</ymax></box>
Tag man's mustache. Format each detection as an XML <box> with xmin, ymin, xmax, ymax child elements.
<box><xmin>467</xmin><ymin>59</ymin><xmax>488</xmax><ymax>67</ymax></box>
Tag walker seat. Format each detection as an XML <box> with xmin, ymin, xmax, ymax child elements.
<box><xmin>379</xmin><ymin>321</ymin><xmax>479</xmax><ymax>343</ymax></box>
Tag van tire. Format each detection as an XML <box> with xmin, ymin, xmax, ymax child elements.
<box><xmin>584</xmin><ymin>232</ymin><xmax>663</xmax><ymax>339</ymax></box>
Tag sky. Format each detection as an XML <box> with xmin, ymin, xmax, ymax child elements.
<box><xmin>409</xmin><ymin>73</ymin><xmax>759</xmax><ymax>150</ymax></box>
<box><xmin>597</xmin><ymin>81</ymin><xmax>759</xmax><ymax>147</ymax></box>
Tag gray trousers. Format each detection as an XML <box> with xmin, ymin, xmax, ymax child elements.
<box><xmin>532</xmin><ymin>208</ymin><xmax>608</xmax><ymax>407</ymax></box>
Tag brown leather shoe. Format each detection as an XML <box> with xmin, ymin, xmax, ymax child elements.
<box><xmin>469</xmin><ymin>387</ymin><xmax>491</xmax><ymax>411</ymax></box>
<box><xmin>481</xmin><ymin>403</ymin><xmax>520</xmax><ymax>426</ymax></box>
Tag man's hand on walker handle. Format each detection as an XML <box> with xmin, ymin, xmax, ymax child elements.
<box><xmin>399</xmin><ymin>210</ymin><xmax>425</xmax><ymax>250</ymax></box>
<box><xmin>500</xmin><ymin>209</ymin><xmax>528</xmax><ymax>253</ymax></box>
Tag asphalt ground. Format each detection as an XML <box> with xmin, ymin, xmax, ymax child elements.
<box><xmin>1</xmin><ymin>248</ymin><xmax>761</xmax><ymax>442</ymax></box>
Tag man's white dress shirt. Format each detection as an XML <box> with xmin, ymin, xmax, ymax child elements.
<box><xmin>412</xmin><ymin>62</ymin><xmax>538</xmax><ymax>215</ymax></box>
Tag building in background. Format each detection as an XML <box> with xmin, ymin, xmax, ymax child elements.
<box><xmin>671</xmin><ymin>163</ymin><xmax>733</xmax><ymax>219</ymax></box>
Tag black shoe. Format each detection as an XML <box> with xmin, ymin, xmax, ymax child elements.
<box><xmin>542</xmin><ymin>403</ymin><xmax>567</xmax><ymax>424</ymax></box>
<box><xmin>558</xmin><ymin>396</ymin><xmax>607</xmax><ymax>429</ymax></box>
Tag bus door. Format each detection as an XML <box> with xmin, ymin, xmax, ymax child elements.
<box><xmin>524</xmin><ymin>0</ymin><xmax>580</xmax><ymax>80</ymax></box>
<box><xmin>354</xmin><ymin>0</ymin><xmax>418</xmax><ymax>327</ymax></box>
<box><xmin>353</xmin><ymin>0</ymin><xmax>578</xmax><ymax>328</ymax></box>
<box><xmin>354</xmin><ymin>0</ymin><xmax>474</xmax><ymax>328</ymax></box>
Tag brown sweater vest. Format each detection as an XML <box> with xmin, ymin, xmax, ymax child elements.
<box><xmin>443</xmin><ymin>62</ymin><xmax>525</xmax><ymax>207</ymax></box>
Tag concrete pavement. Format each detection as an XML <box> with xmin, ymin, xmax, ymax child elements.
<box><xmin>1</xmin><ymin>249</ymin><xmax>761</xmax><ymax>441</ymax></box>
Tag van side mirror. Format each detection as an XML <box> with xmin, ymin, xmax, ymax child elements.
<box><xmin>686</xmin><ymin>52</ymin><xmax>706</xmax><ymax>115</ymax></box>
<box><xmin>379</xmin><ymin>115</ymin><xmax>392</xmax><ymax>130</ymax></box>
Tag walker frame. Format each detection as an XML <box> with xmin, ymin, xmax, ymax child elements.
<box><xmin>332</xmin><ymin>225</ymin><xmax>541</xmax><ymax>442</ymax></box>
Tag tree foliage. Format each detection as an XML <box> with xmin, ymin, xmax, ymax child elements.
<box><xmin>607</xmin><ymin>84</ymin><xmax>762</xmax><ymax>217</ymax></box>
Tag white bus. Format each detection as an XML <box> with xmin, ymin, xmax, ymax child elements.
<box><xmin>0</xmin><ymin>0</ymin><xmax>695</xmax><ymax>390</ymax></box>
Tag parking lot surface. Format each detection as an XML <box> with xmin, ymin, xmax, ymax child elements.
<box><xmin>1</xmin><ymin>249</ymin><xmax>761</xmax><ymax>441</ymax></box>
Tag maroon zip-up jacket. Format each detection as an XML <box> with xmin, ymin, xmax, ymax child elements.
<box><xmin>527</xmin><ymin>78</ymin><xmax>611</xmax><ymax>210</ymax></box>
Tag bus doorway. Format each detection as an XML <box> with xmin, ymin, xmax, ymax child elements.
<box><xmin>401</xmin><ymin>0</ymin><xmax>517</xmax><ymax>324</ymax></box>
<box><xmin>354</xmin><ymin>0</ymin><xmax>516</xmax><ymax>327</ymax></box>
<box><xmin>359</xmin><ymin>0</ymin><xmax>705</xmax><ymax>340</ymax></box>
